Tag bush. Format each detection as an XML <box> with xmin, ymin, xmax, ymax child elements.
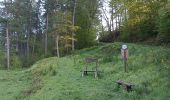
<box><xmin>10</xmin><ymin>54</ymin><xmax>22</xmax><ymax>69</ymax></box>
<box><xmin>157</xmin><ymin>5</ymin><xmax>170</xmax><ymax>44</ymax></box>
<box><xmin>0</xmin><ymin>52</ymin><xmax>22</xmax><ymax>69</ymax></box>
<box><xmin>99</xmin><ymin>30</ymin><xmax>121</xmax><ymax>43</ymax></box>
<box><xmin>0</xmin><ymin>52</ymin><xmax>5</xmax><ymax>69</ymax></box>
<box><xmin>121</xmin><ymin>18</ymin><xmax>157</xmax><ymax>42</ymax></box>
<box><xmin>99</xmin><ymin>43</ymin><xmax>121</xmax><ymax>63</ymax></box>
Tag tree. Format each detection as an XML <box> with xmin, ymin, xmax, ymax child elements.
<box><xmin>106</xmin><ymin>0</ymin><xmax>168</xmax><ymax>42</ymax></box>
<box><xmin>157</xmin><ymin>1</ymin><xmax>170</xmax><ymax>44</ymax></box>
<box><xmin>75</xmin><ymin>0</ymin><xmax>99</xmax><ymax>49</ymax></box>
<box><xmin>3</xmin><ymin>0</ymin><xmax>12</xmax><ymax>69</ymax></box>
<box><xmin>71</xmin><ymin>0</ymin><xmax>77</xmax><ymax>51</ymax></box>
<box><xmin>0</xmin><ymin>0</ymin><xmax>100</xmax><ymax>68</ymax></box>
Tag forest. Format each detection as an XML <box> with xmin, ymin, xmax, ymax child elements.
<box><xmin>0</xmin><ymin>0</ymin><xmax>170</xmax><ymax>100</ymax></box>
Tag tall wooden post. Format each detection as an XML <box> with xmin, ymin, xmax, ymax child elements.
<box><xmin>124</xmin><ymin>56</ymin><xmax>127</xmax><ymax>72</ymax></box>
<box><xmin>121</xmin><ymin>45</ymin><xmax>128</xmax><ymax>72</ymax></box>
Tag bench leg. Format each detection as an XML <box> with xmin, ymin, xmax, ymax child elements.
<box><xmin>84</xmin><ymin>71</ymin><xmax>88</xmax><ymax>75</ymax></box>
<box><xmin>94</xmin><ymin>71</ymin><xmax>98</xmax><ymax>78</ymax></box>
<box><xmin>81</xmin><ymin>71</ymin><xmax>84</xmax><ymax>77</ymax></box>
<box><xmin>84</xmin><ymin>67</ymin><xmax>88</xmax><ymax>75</ymax></box>
<box><xmin>82</xmin><ymin>71</ymin><xmax>88</xmax><ymax>77</ymax></box>
<box><xmin>126</xmin><ymin>86</ymin><xmax>132</xmax><ymax>92</ymax></box>
<box><xmin>117</xmin><ymin>83</ymin><xmax>121</xmax><ymax>88</ymax></box>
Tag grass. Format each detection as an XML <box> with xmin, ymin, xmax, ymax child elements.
<box><xmin>0</xmin><ymin>70</ymin><xmax>31</xmax><ymax>100</ymax></box>
<box><xmin>0</xmin><ymin>42</ymin><xmax>170</xmax><ymax>100</ymax></box>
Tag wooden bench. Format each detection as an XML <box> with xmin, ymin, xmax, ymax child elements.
<box><xmin>81</xmin><ymin>57</ymin><xmax>98</xmax><ymax>78</ymax></box>
<box><xmin>116</xmin><ymin>80</ymin><xmax>134</xmax><ymax>92</ymax></box>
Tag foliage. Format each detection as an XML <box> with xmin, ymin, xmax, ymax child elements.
<box><xmin>0</xmin><ymin>51</ymin><xmax>22</xmax><ymax>69</ymax></box>
<box><xmin>107</xmin><ymin>0</ymin><xmax>169</xmax><ymax>43</ymax></box>
<box><xmin>157</xmin><ymin>3</ymin><xmax>170</xmax><ymax>44</ymax></box>
<box><xmin>75</xmin><ymin>0</ymin><xmax>99</xmax><ymax>49</ymax></box>
<box><xmin>0</xmin><ymin>51</ymin><xmax>5</xmax><ymax>69</ymax></box>
<box><xmin>99</xmin><ymin>30</ymin><xmax>120</xmax><ymax>43</ymax></box>
<box><xmin>0</xmin><ymin>0</ymin><xmax>100</xmax><ymax>68</ymax></box>
<box><xmin>10</xmin><ymin>54</ymin><xmax>22</xmax><ymax>69</ymax></box>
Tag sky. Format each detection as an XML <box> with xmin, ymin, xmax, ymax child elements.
<box><xmin>100</xmin><ymin>0</ymin><xmax>111</xmax><ymax>28</ymax></box>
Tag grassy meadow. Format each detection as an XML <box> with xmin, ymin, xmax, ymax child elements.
<box><xmin>0</xmin><ymin>43</ymin><xmax>170</xmax><ymax>100</ymax></box>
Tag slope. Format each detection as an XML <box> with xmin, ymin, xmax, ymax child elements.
<box><xmin>0</xmin><ymin>43</ymin><xmax>170</xmax><ymax>100</ymax></box>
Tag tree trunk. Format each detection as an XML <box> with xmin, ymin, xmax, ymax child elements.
<box><xmin>124</xmin><ymin>8</ymin><xmax>127</xmax><ymax>22</ymax></box>
<box><xmin>4</xmin><ymin>0</ymin><xmax>10</xmax><ymax>69</ymax></box>
<box><xmin>16</xmin><ymin>32</ymin><xmax>19</xmax><ymax>53</ymax></box>
<box><xmin>111</xmin><ymin>6</ymin><xmax>114</xmax><ymax>31</ymax></box>
<box><xmin>27</xmin><ymin>0</ymin><xmax>33</xmax><ymax>59</ymax></box>
<box><xmin>55</xmin><ymin>34</ymin><xmax>60</xmax><ymax>57</ymax></box>
<box><xmin>118</xmin><ymin>14</ymin><xmax>120</xmax><ymax>30</ymax></box>
<box><xmin>72</xmin><ymin>0</ymin><xmax>77</xmax><ymax>51</ymax></box>
<box><xmin>45</xmin><ymin>12</ymin><xmax>48</xmax><ymax>55</ymax></box>
<box><xmin>6</xmin><ymin>21</ymin><xmax>10</xmax><ymax>70</ymax></box>
<box><xmin>26</xmin><ymin>32</ymin><xmax>30</xmax><ymax>59</ymax></box>
<box><xmin>55</xmin><ymin>33</ymin><xmax>60</xmax><ymax>57</ymax></box>
<box><xmin>32</xmin><ymin>35</ymin><xmax>36</xmax><ymax>54</ymax></box>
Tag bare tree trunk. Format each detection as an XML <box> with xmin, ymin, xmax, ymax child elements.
<box><xmin>32</xmin><ymin>35</ymin><xmax>36</xmax><ymax>54</ymax></box>
<box><xmin>124</xmin><ymin>9</ymin><xmax>127</xmax><ymax>22</ymax></box>
<box><xmin>101</xmin><ymin>23</ymin><xmax>104</xmax><ymax>37</ymax></box>
<box><xmin>4</xmin><ymin>0</ymin><xmax>10</xmax><ymax>69</ymax></box>
<box><xmin>115</xmin><ymin>16</ymin><xmax>118</xmax><ymax>30</ymax></box>
<box><xmin>45</xmin><ymin>12</ymin><xmax>48</xmax><ymax>55</ymax></box>
<box><xmin>26</xmin><ymin>32</ymin><xmax>30</xmax><ymax>59</ymax></box>
<box><xmin>118</xmin><ymin>14</ymin><xmax>120</xmax><ymax>30</ymax></box>
<box><xmin>55</xmin><ymin>34</ymin><xmax>60</xmax><ymax>57</ymax></box>
<box><xmin>66</xmin><ymin>37</ymin><xmax>69</xmax><ymax>53</ymax></box>
<box><xmin>115</xmin><ymin>6</ymin><xmax>118</xmax><ymax>30</ymax></box>
<box><xmin>111</xmin><ymin>6</ymin><xmax>114</xmax><ymax>31</ymax></box>
<box><xmin>16</xmin><ymin>32</ymin><xmax>19</xmax><ymax>53</ymax></box>
<box><xmin>27</xmin><ymin>0</ymin><xmax>33</xmax><ymax>59</ymax></box>
<box><xmin>72</xmin><ymin>0</ymin><xmax>77</xmax><ymax>51</ymax></box>
<box><xmin>102</xmin><ymin>6</ymin><xmax>111</xmax><ymax>33</ymax></box>
<box><xmin>6</xmin><ymin>21</ymin><xmax>10</xmax><ymax>70</ymax></box>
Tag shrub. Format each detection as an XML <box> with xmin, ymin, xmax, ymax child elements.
<box><xmin>99</xmin><ymin>43</ymin><xmax>121</xmax><ymax>63</ymax></box>
<box><xmin>0</xmin><ymin>52</ymin><xmax>5</xmax><ymax>69</ymax></box>
<box><xmin>157</xmin><ymin>5</ymin><xmax>170</xmax><ymax>44</ymax></box>
<box><xmin>10</xmin><ymin>54</ymin><xmax>22</xmax><ymax>69</ymax></box>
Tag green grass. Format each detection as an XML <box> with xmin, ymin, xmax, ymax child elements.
<box><xmin>0</xmin><ymin>43</ymin><xmax>170</xmax><ymax>100</ymax></box>
<box><xmin>0</xmin><ymin>70</ymin><xmax>31</xmax><ymax>100</ymax></box>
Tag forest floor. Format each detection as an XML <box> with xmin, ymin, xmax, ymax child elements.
<box><xmin>0</xmin><ymin>43</ymin><xmax>170</xmax><ymax>100</ymax></box>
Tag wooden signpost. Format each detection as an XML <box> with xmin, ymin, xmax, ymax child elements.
<box><xmin>121</xmin><ymin>45</ymin><xmax>128</xmax><ymax>72</ymax></box>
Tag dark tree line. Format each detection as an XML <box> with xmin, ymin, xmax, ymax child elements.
<box><xmin>0</xmin><ymin>0</ymin><xmax>100</xmax><ymax>69</ymax></box>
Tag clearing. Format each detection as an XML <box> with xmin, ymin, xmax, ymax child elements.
<box><xmin>0</xmin><ymin>43</ymin><xmax>170</xmax><ymax>100</ymax></box>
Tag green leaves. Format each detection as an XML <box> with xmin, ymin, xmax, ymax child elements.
<box><xmin>157</xmin><ymin>4</ymin><xmax>170</xmax><ymax>44</ymax></box>
<box><xmin>113</xmin><ymin>0</ymin><xmax>168</xmax><ymax>42</ymax></box>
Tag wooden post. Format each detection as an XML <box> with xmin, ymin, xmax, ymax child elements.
<box><xmin>124</xmin><ymin>59</ymin><xmax>127</xmax><ymax>72</ymax></box>
<box><xmin>121</xmin><ymin>45</ymin><xmax>128</xmax><ymax>72</ymax></box>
